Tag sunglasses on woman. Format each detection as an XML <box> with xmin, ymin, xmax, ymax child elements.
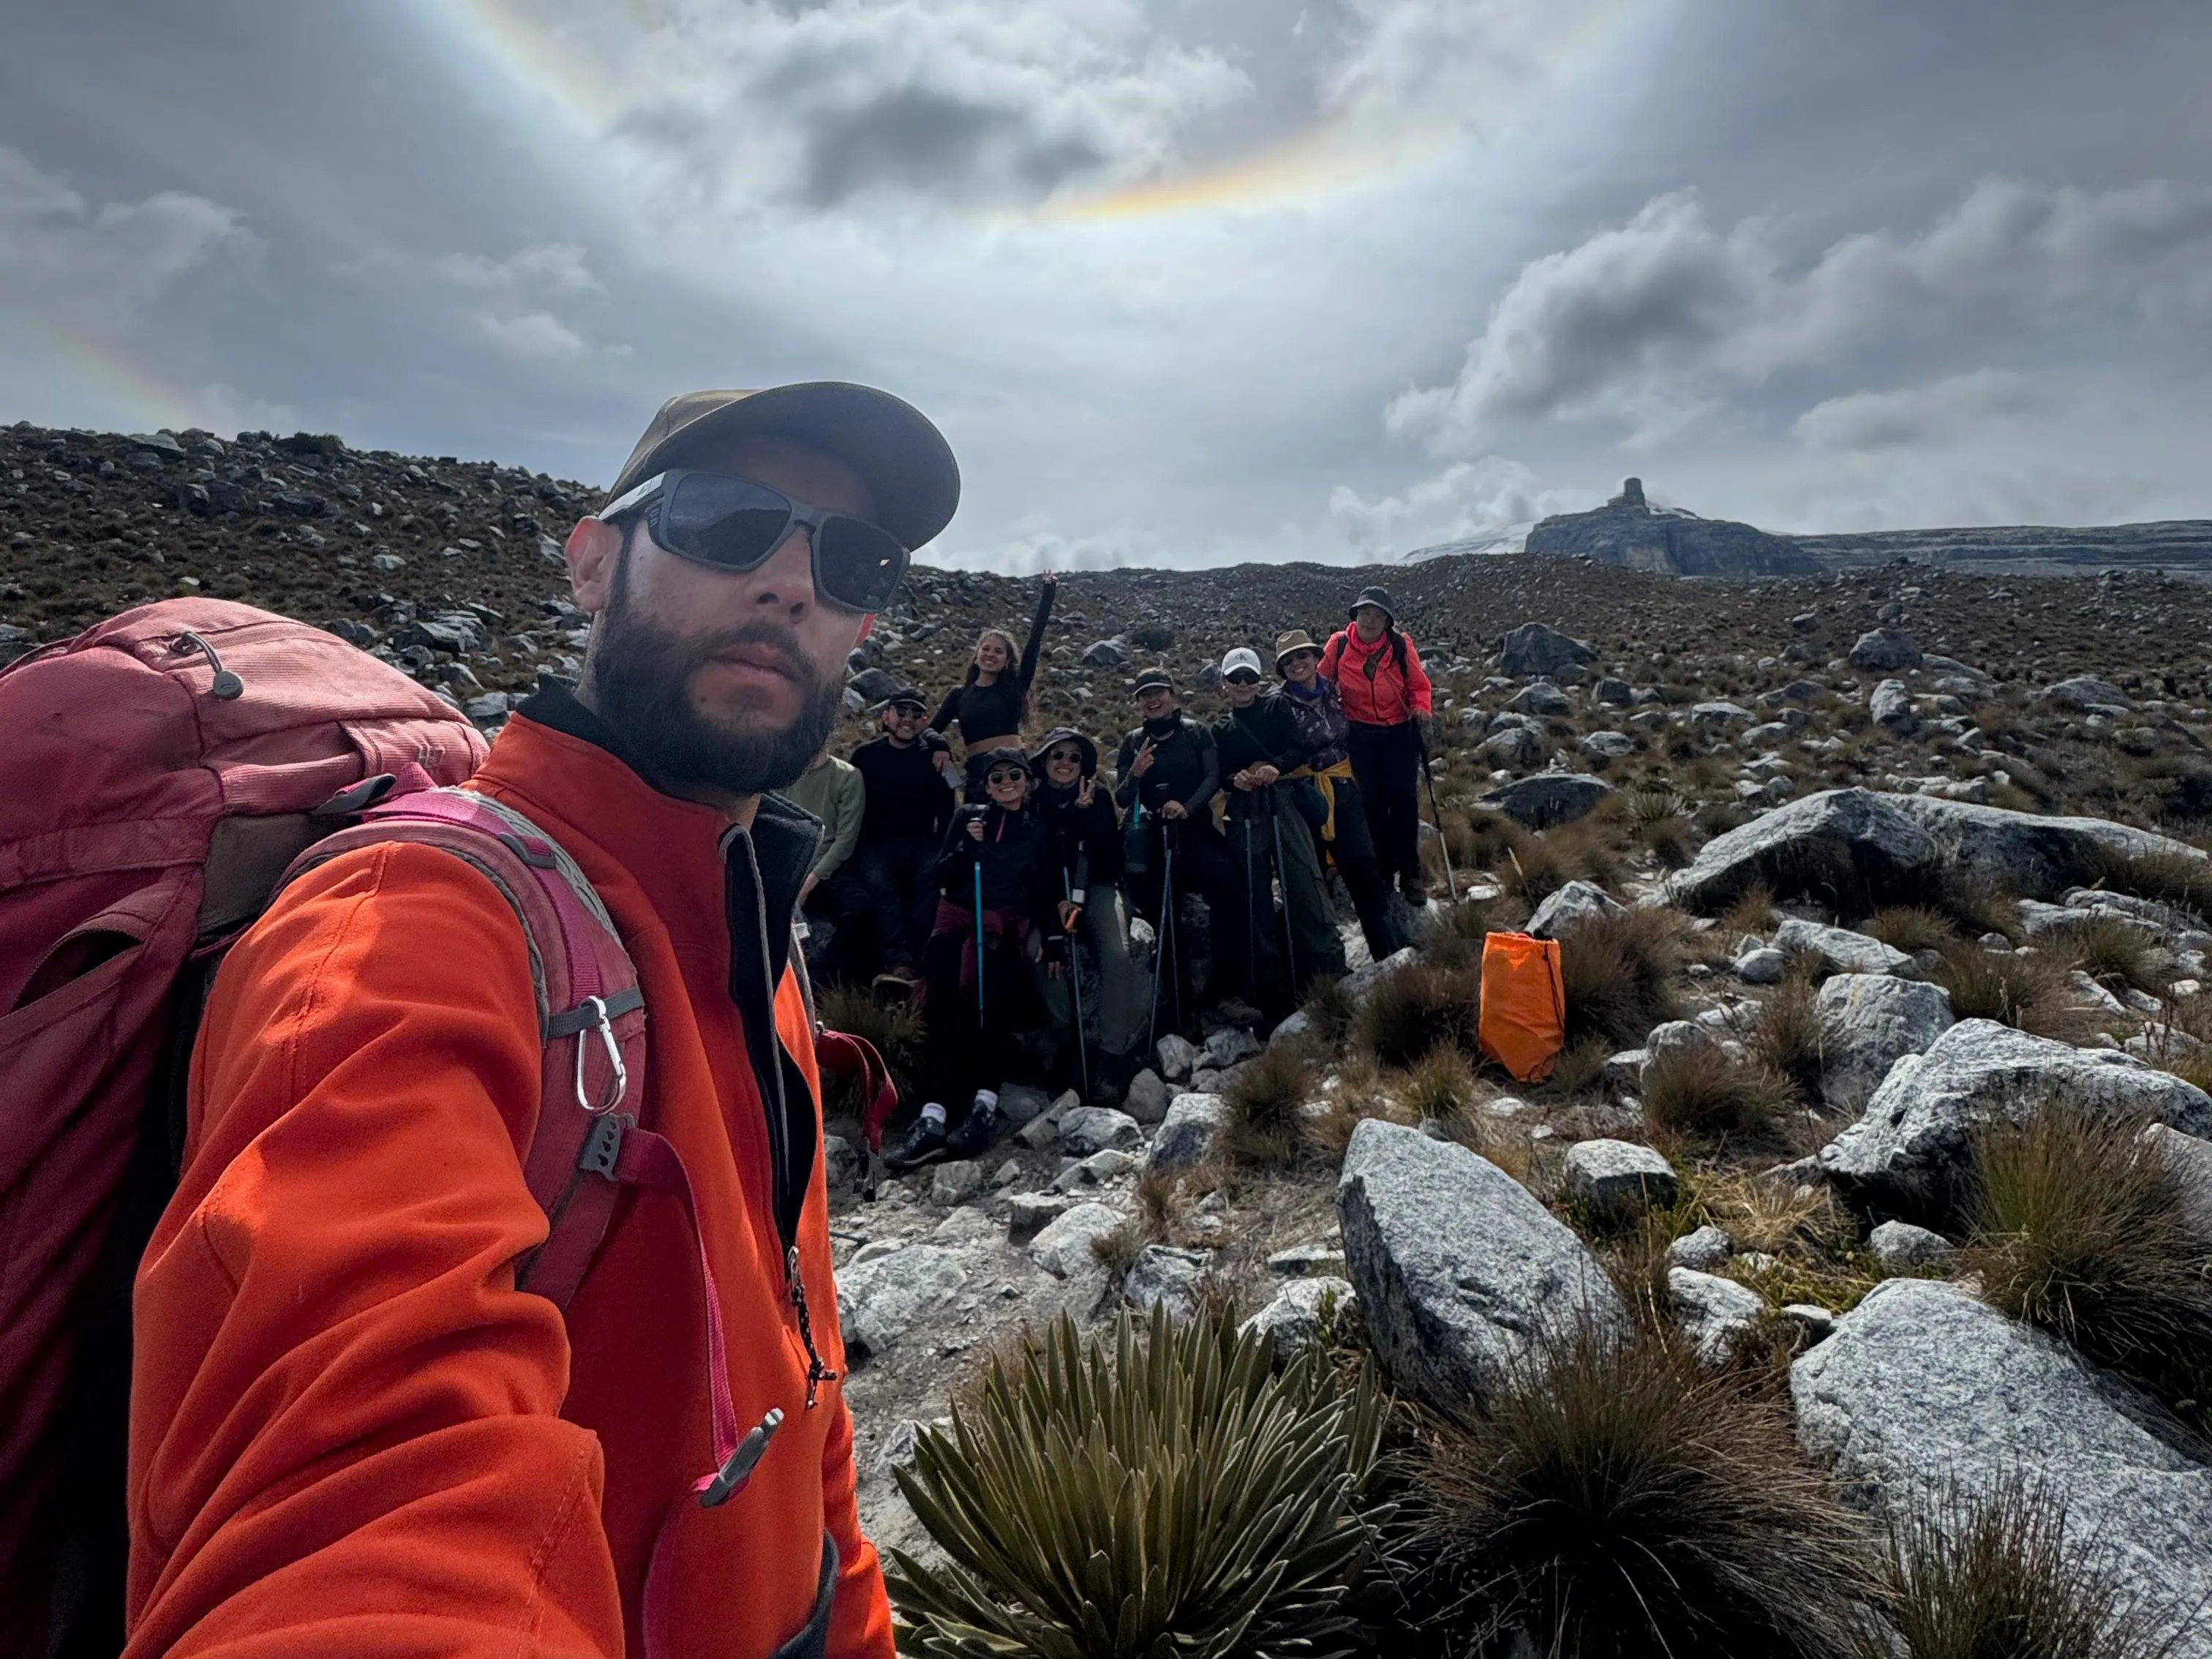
<box><xmin>985</xmin><ymin>767</ymin><xmax>1028</xmax><ymax>786</ymax></box>
<box><xmin>1044</xmin><ymin>747</ymin><xmax>1083</xmax><ymax>765</ymax></box>
<box><xmin>598</xmin><ymin>468</ymin><xmax>908</xmax><ymax>613</ymax></box>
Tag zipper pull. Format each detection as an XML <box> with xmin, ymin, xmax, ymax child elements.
<box><xmin>786</xmin><ymin>1244</ymin><xmax>840</xmax><ymax>1409</ymax></box>
<box><xmin>699</xmin><ymin>1407</ymin><xmax>784</xmax><ymax>1508</ymax></box>
<box><xmin>170</xmin><ymin>631</ymin><xmax>244</xmax><ymax>700</ymax></box>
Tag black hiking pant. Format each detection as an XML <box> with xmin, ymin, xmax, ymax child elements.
<box><xmin>800</xmin><ymin>868</ymin><xmax>875</xmax><ymax>985</ymax></box>
<box><xmin>854</xmin><ymin>835</ymin><xmax>938</xmax><ymax>973</ymax></box>
<box><xmin>1229</xmin><ymin>787</ymin><xmax>1347</xmax><ymax>1013</ymax></box>
<box><xmin>1126</xmin><ymin>816</ymin><xmax>1245</xmax><ymax>1027</ymax></box>
<box><xmin>1307</xmin><ymin>773</ymin><xmax>1407</xmax><ymax>960</ymax></box>
<box><xmin>920</xmin><ymin>916</ymin><xmax>1040</xmax><ymax>1116</ymax></box>
<box><xmin>1347</xmin><ymin>719</ymin><xmax>1423</xmax><ymax>895</ymax></box>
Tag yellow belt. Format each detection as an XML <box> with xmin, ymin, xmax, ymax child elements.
<box><xmin>1284</xmin><ymin>759</ymin><xmax>1353</xmax><ymax>841</ymax></box>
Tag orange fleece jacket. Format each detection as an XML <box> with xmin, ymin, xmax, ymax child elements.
<box><xmin>125</xmin><ymin>710</ymin><xmax>894</xmax><ymax>1659</ymax></box>
<box><xmin>1318</xmin><ymin>626</ymin><xmax>1432</xmax><ymax>723</ymax></box>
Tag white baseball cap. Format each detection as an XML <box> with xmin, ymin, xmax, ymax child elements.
<box><xmin>1220</xmin><ymin>647</ymin><xmax>1264</xmax><ymax>681</ymax></box>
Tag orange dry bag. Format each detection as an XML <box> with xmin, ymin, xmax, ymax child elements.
<box><xmin>1478</xmin><ymin>931</ymin><xmax>1567</xmax><ymax>1083</ymax></box>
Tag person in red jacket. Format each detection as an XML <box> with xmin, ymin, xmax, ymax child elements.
<box><xmin>126</xmin><ymin>383</ymin><xmax>959</xmax><ymax>1659</ymax></box>
<box><xmin>1318</xmin><ymin>585</ymin><xmax>1435</xmax><ymax>904</ymax></box>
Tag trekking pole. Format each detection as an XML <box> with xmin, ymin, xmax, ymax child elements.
<box><xmin>1268</xmin><ymin>788</ymin><xmax>1298</xmax><ymax>992</ymax></box>
<box><xmin>972</xmin><ymin>857</ymin><xmax>987</xmax><ymax>1030</ymax></box>
<box><xmin>1244</xmin><ymin>813</ymin><xmax>1263</xmax><ymax>1001</ymax></box>
<box><xmin>1146</xmin><ymin>828</ymin><xmax>1175</xmax><ymax>1053</ymax></box>
<box><xmin>1417</xmin><ymin>734</ymin><xmax>1461</xmax><ymax>903</ymax></box>
<box><xmin>1062</xmin><ymin>869</ymin><xmax>1091</xmax><ymax>1102</ymax></box>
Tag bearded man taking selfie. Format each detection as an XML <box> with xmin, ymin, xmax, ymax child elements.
<box><xmin>121</xmin><ymin>384</ymin><xmax>958</xmax><ymax>1659</ymax></box>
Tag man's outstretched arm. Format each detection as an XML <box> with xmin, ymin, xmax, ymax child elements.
<box><xmin>127</xmin><ymin>842</ymin><xmax>623</xmax><ymax>1659</ymax></box>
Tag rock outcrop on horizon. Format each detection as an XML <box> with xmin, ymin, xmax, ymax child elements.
<box><xmin>1524</xmin><ymin>477</ymin><xmax>1827</xmax><ymax>576</ymax></box>
<box><xmin>1519</xmin><ymin>476</ymin><xmax>2212</xmax><ymax>579</ymax></box>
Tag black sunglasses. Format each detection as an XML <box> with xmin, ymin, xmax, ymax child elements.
<box><xmin>1224</xmin><ymin>672</ymin><xmax>1260</xmax><ymax>685</ymax></box>
<box><xmin>985</xmin><ymin>767</ymin><xmax>1029</xmax><ymax>785</ymax></box>
<box><xmin>1043</xmin><ymin>746</ymin><xmax>1083</xmax><ymax>763</ymax></box>
<box><xmin>601</xmin><ymin>468</ymin><xmax>908</xmax><ymax>614</ymax></box>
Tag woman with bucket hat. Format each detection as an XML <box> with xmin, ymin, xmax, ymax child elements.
<box><xmin>1319</xmin><ymin>587</ymin><xmax>1435</xmax><ymax>904</ymax></box>
<box><xmin>1275</xmin><ymin>628</ymin><xmax>1409</xmax><ymax>960</ymax></box>
<box><xmin>885</xmin><ymin>745</ymin><xmax>1062</xmax><ymax>1170</ymax></box>
<box><xmin>1028</xmin><ymin>726</ymin><xmax>1145</xmax><ymax>1097</ymax></box>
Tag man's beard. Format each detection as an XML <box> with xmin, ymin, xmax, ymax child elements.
<box><xmin>589</xmin><ymin>570</ymin><xmax>838</xmax><ymax>797</ymax></box>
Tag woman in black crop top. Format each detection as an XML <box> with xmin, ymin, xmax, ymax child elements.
<box><xmin>929</xmin><ymin>573</ymin><xmax>1056</xmax><ymax>770</ymax></box>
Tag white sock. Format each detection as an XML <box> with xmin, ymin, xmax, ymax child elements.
<box><xmin>974</xmin><ymin>1088</ymin><xmax>999</xmax><ymax>1116</ymax></box>
<box><xmin>921</xmin><ymin>1101</ymin><xmax>947</xmax><ymax>1127</ymax></box>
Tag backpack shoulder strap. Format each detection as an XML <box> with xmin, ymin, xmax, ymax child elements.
<box><xmin>279</xmin><ymin>785</ymin><xmax>646</xmax><ymax>1309</ymax></box>
<box><xmin>284</xmin><ymin>781</ymin><xmax>783</xmax><ymax>1635</ymax></box>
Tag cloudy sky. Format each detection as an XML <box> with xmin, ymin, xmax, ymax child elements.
<box><xmin>2</xmin><ymin>0</ymin><xmax>2208</xmax><ymax>568</ymax></box>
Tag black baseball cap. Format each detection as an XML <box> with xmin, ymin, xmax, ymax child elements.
<box><xmin>1132</xmin><ymin>666</ymin><xmax>1175</xmax><ymax>694</ymax></box>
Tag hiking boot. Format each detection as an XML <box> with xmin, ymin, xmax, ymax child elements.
<box><xmin>1209</xmin><ymin>997</ymin><xmax>1264</xmax><ymax>1028</ymax></box>
<box><xmin>1401</xmin><ymin>876</ymin><xmax>1429</xmax><ymax>906</ymax></box>
<box><xmin>944</xmin><ymin>1091</ymin><xmax>1001</xmax><ymax>1159</ymax></box>
<box><xmin>883</xmin><ymin>1111</ymin><xmax>948</xmax><ymax>1172</ymax></box>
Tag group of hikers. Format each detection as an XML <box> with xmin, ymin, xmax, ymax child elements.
<box><xmin>780</xmin><ymin>572</ymin><xmax>1439</xmax><ymax>1171</ymax></box>
<box><xmin>6</xmin><ymin>377</ymin><xmax>1453</xmax><ymax>1659</ymax></box>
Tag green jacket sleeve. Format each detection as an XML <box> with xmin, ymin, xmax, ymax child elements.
<box><xmin>814</xmin><ymin>765</ymin><xmax>864</xmax><ymax>881</ymax></box>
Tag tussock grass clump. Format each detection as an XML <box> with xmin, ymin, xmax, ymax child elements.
<box><xmin>1450</xmin><ymin>808</ymin><xmax>1546</xmax><ymax>877</ymax></box>
<box><xmin>1399</xmin><ymin>1047</ymin><xmax>1478</xmax><ymax>1124</ymax></box>
<box><xmin>1920</xmin><ymin>873</ymin><xmax>2023</xmax><ymax>944</ymax></box>
<box><xmin>1867</xmin><ymin>906</ymin><xmax>1960</xmax><ymax>954</ymax></box>
<box><xmin>1090</xmin><ymin>1215</ymin><xmax>1150</xmax><ymax>1282</ymax></box>
<box><xmin>1134</xmin><ymin>1167</ymin><xmax>1189</xmax><ymax>1241</ymax></box>
<box><xmin>1560</xmin><ymin>907</ymin><xmax>1686</xmax><ymax>1047</ymax></box>
<box><xmin>1868</xmin><ymin>1476</ymin><xmax>2181</xmax><ymax>1659</ymax></box>
<box><xmin>2140</xmin><ymin>996</ymin><xmax>2212</xmax><ymax>1093</ymax></box>
<box><xmin>1352</xmin><ymin>963</ymin><xmax>1478</xmax><ymax>1069</ymax></box>
<box><xmin>888</xmin><ymin>1305</ymin><xmax>1388</xmax><ymax>1659</ymax></box>
<box><xmin>1500</xmin><ymin>821</ymin><xmax>1622</xmax><ymax>910</ymax></box>
<box><xmin>2086</xmin><ymin>843</ymin><xmax>2212</xmax><ymax>925</ymax></box>
<box><xmin>1300</xmin><ymin>1056</ymin><xmax>1413</xmax><ymax>1162</ymax></box>
<box><xmin>1415</xmin><ymin>895</ymin><xmax>1498</xmax><ymax>973</ymax></box>
<box><xmin>816</xmin><ymin>984</ymin><xmax>922</xmax><ymax>1115</ymax></box>
<box><xmin>1748</xmin><ymin>974</ymin><xmax>1827</xmax><ymax>1105</ymax></box>
<box><xmin>1501</xmin><ymin>837</ymin><xmax>1573</xmax><ymax>908</ymax></box>
<box><xmin>1538</xmin><ymin>1031</ymin><xmax>1616</xmax><ymax>1099</ymax></box>
<box><xmin>2052</xmin><ymin>914</ymin><xmax>2168</xmax><ymax>996</ymax></box>
<box><xmin>1224</xmin><ymin>1041</ymin><xmax>1314</xmax><ymax>1165</ymax></box>
<box><xmin>1933</xmin><ymin>941</ymin><xmax>2072</xmax><ymax>1036</ymax></box>
<box><xmin>1627</xmin><ymin>787</ymin><xmax>1696</xmax><ymax>868</ymax></box>
<box><xmin>1298</xmin><ymin>975</ymin><xmax>1356</xmax><ymax>1052</ymax></box>
<box><xmin>1639</xmin><ymin>813</ymin><xmax>1696</xmax><ymax>869</ymax></box>
<box><xmin>1965</xmin><ymin>1105</ymin><xmax>2212</xmax><ymax>1421</ymax></box>
<box><xmin>1716</xmin><ymin>882</ymin><xmax>1781</xmax><ymax>939</ymax></box>
<box><xmin>1641</xmin><ymin>1044</ymin><xmax>1793</xmax><ymax>1145</ymax></box>
<box><xmin>1400</xmin><ymin>1317</ymin><xmax>1875</xmax><ymax>1658</ymax></box>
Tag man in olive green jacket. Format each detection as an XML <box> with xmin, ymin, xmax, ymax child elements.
<box><xmin>788</xmin><ymin>746</ymin><xmax>869</xmax><ymax>980</ymax></box>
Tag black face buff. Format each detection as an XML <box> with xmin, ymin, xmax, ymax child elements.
<box><xmin>602</xmin><ymin>467</ymin><xmax>908</xmax><ymax>613</ymax></box>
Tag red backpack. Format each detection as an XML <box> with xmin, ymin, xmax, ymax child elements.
<box><xmin>0</xmin><ymin>599</ymin><xmax>893</xmax><ymax>1659</ymax></box>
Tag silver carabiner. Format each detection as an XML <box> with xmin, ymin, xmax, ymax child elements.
<box><xmin>573</xmin><ymin>995</ymin><xmax>629</xmax><ymax>1115</ymax></box>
